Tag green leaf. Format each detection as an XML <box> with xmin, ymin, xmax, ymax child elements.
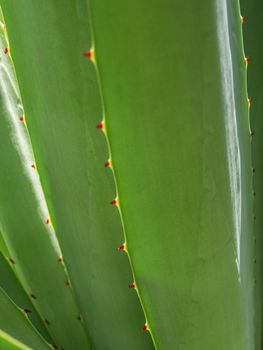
<box><xmin>0</xmin><ymin>330</ymin><xmax>32</xmax><ymax>350</ymax></box>
<box><xmin>0</xmin><ymin>6</ymin><xmax>92</xmax><ymax>349</ymax></box>
<box><xmin>0</xmin><ymin>231</ymin><xmax>10</xmax><ymax>257</ymax></box>
<box><xmin>240</xmin><ymin>0</ymin><xmax>263</xmax><ymax>348</ymax></box>
<box><xmin>0</xmin><ymin>2</ymin><xmax>153</xmax><ymax>349</ymax></box>
<box><xmin>0</xmin><ymin>288</ymin><xmax>50</xmax><ymax>350</ymax></box>
<box><xmin>89</xmin><ymin>0</ymin><xmax>255</xmax><ymax>348</ymax></box>
<box><xmin>0</xmin><ymin>253</ymin><xmax>51</xmax><ymax>342</ymax></box>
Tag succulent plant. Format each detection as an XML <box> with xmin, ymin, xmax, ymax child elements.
<box><xmin>0</xmin><ymin>0</ymin><xmax>261</xmax><ymax>349</ymax></box>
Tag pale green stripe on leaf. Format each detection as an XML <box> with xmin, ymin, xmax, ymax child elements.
<box><xmin>0</xmin><ymin>330</ymin><xmax>33</xmax><ymax>350</ymax></box>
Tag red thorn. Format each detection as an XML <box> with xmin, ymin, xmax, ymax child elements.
<box><xmin>8</xmin><ymin>257</ymin><xmax>15</xmax><ymax>264</ymax></box>
<box><xmin>143</xmin><ymin>323</ymin><xmax>149</xmax><ymax>331</ymax></box>
<box><xmin>104</xmin><ymin>160</ymin><xmax>111</xmax><ymax>167</ymax></box>
<box><xmin>96</xmin><ymin>122</ymin><xmax>104</xmax><ymax>130</ymax></box>
<box><xmin>248</xmin><ymin>97</ymin><xmax>253</xmax><ymax>105</ymax></box>
<box><xmin>31</xmin><ymin>163</ymin><xmax>36</xmax><ymax>169</ymax></box>
<box><xmin>23</xmin><ymin>308</ymin><xmax>32</xmax><ymax>314</ymax></box>
<box><xmin>4</xmin><ymin>47</ymin><xmax>9</xmax><ymax>54</ymax></box>
<box><xmin>241</xmin><ymin>16</ymin><xmax>246</xmax><ymax>23</ymax></box>
<box><xmin>19</xmin><ymin>116</ymin><xmax>25</xmax><ymax>122</ymax></box>
<box><xmin>129</xmin><ymin>283</ymin><xmax>136</xmax><ymax>289</ymax></box>
<box><xmin>110</xmin><ymin>198</ymin><xmax>118</xmax><ymax>205</ymax></box>
<box><xmin>117</xmin><ymin>243</ymin><xmax>126</xmax><ymax>251</ymax></box>
<box><xmin>245</xmin><ymin>56</ymin><xmax>250</xmax><ymax>64</ymax></box>
<box><xmin>84</xmin><ymin>49</ymin><xmax>93</xmax><ymax>59</ymax></box>
<box><xmin>57</xmin><ymin>257</ymin><xmax>63</xmax><ymax>263</ymax></box>
<box><xmin>45</xmin><ymin>218</ymin><xmax>50</xmax><ymax>225</ymax></box>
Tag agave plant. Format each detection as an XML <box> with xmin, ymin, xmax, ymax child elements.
<box><xmin>0</xmin><ymin>0</ymin><xmax>261</xmax><ymax>349</ymax></box>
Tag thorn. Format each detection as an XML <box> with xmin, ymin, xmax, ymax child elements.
<box><xmin>8</xmin><ymin>257</ymin><xmax>15</xmax><ymax>264</ymax></box>
<box><xmin>65</xmin><ymin>280</ymin><xmax>71</xmax><ymax>287</ymax></box>
<box><xmin>253</xmin><ymin>191</ymin><xmax>256</xmax><ymax>197</ymax></box>
<box><xmin>30</xmin><ymin>294</ymin><xmax>37</xmax><ymax>299</ymax></box>
<box><xmin>96</xmin><ymin>121</ymin><xmax>104</xmax><ymax>130</ymax></box>
<box><xmin>248</xmin><ymin>97</ymin><xmax>253</xmax><ymax>106</ymax></box>
<box><xmin>77</xmin><ymin>315</ymin><xmax>83</xmax><ymax>321</ymax></box>
<box><xmin>45</xmin><ymin>218</ymin><xmax>50</xmax><ymax>225</ymax></box>
<box><xmin>245</xmin><ymin>56</ymin><xmax>250</xmax><ymax>64</ymax></box>
<box><xmin>117</xmin><ymin>243</ymin><xmax>126</xmax><ymax>251</ymax></box>
<box><xmin>84</xmin><ymin>49</ymin><xmax>93</xmax><ymax>59</ymax></box>
<box><xmin>143</xmin><ymin>323</ymin><xmax>149</xmax><ymax>331</ymax></box>
<box><xmin>23</xmin><ymin>308</ymin><xmax>32</xmax><ymax>315</ymax></box>
<box><xmin>4</xmin><ymin>47</ymin><xmax>9</xmax><ymax>55</ymax></box>
<box><xmin>57</xmin><ymin>257</ymin><xmax>63</xmax><ymax>263</ymax></box>
<box><xmin>250</xmin><ymin>131</ymin><xmax>254</xmax><ymax>137</ymax></box>
<box><xmin>252</xmin><ymin>167</ymin><xmax>255</xmax><ymax>173</ymax></box>
<box><xmin>110</xmin><ymin>198</ymin><xmax>118</xmax><ymax>206</ymax></box>
<box><xmin>19</xmin><ymin>115</ymin><xmax>25</xmax><ymax>122</ymax></box>
<box><xmin>241</xmin><ymin>16</ymin><xmax>246</xmax><ymax>23</ymax></box>
<box><xmin>52</xmin><ymin>346</ymin><xmax>58</xmax><ymax>349</ymax></box>
<box><xmin>104</xmin><ymin>160</ymin><xmax>111</xmax><ymax>168</ymax></box>
<box><xmin>31</xmin><ymin>163</ymin><xmax>36</xmax><ymax>170</ymax></box>
<box><xmin>129</xmin><ymin>283</ymin><xmax>136</xmax><ymax>289</ymax></box>
<box><xmin>44</xmin><ymin>319</ymin><xmax>50</xmax><ymax>325</ymax></box>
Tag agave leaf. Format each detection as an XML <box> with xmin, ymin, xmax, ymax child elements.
<box><xmin>240</xmin><ymin>0</ymin><xmax>263</xmax><ymax>348</ymax></box>
<box><xmin>0</xmin><ymin>1</ymin><xmax>154</xmax><ymax>349</ymax></box>
<box><xmin>0</xmin><ymin>288</ymin><xmax>50</xmax><ymax>350</ymax></box>
<box><xmin>89</xmin><ymin>0</ymin><xmax>255</xmax><ymax>348</ymax></box>
<box><xmin>0</xmin><ymin>6</ymin><xmax>92</xmax><ymax>349</ymax></box>
<box><xmin>0</xmin><ymin>330</ymin><xmax>33</xmax><ymax>350</ymax></box>
<box><xmin>0</xmin><ymin>231</ymin><xmax>10</xmax><ymax>257</ymax></box>
<box><xmin>0</xmin><ymin>253</ymin><xmax>51</xmax><ymax>342</ymax></box>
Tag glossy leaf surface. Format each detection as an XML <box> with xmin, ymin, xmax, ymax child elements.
<box><xmin>90</xmin><ymin>0</ymin><xmax>255</xmax><ymax>348</ymax></box>
<box><xmin>240</xmin><ymin>0</ymin><xmax>263</xmax><ymax>348</ymax></box>
<box><xmin>0</xmin><ymin>2</ymin><xmax>153</xmax><ymax>349</ymax></box>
